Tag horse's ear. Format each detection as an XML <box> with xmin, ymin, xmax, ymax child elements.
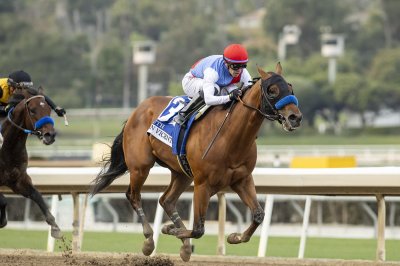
<box><xmin>275</xmin><ymin>62</ymin><xmax>283</xmax><ymax>75</ymax></box>
<box><xmin>37</xmin><ymin>86</ymin><xmax>44</xmax><ymax>94</ymax></box>
<box><xmin>257</xmin><ymin>65</ymin><xmax>272</xmax><ymax>80</ymax></box>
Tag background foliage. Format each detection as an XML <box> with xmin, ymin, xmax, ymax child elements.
<box><xmin>0</xmin><ymin>0</ymin><xmax>399</xmax><ymax>130</ymax></box>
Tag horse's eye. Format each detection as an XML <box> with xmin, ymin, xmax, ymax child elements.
<box><xmin>267</xmin><ymin>85</ymin><xmax>279</xmax><ymax>98</ymax></box>
<box><xmin>29</xmin><ymin>108</ymin><xmax>36</xmax><ymax>115</ymax></box>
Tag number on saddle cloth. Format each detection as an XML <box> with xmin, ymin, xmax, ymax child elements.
<box><xmin>158</xmin><ymin>96</ymin><xmax>190</xmax><ymax>123</ymax></box>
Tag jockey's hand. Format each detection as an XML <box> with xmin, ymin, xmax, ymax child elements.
<box><xmin>4</xmin><ymin>104</ymin><xmax>12</xmax><ymax>113</ymax></box>
<box><xmin>229</xmin><ymin>89</ymin><xmax>242</xmax><ymax>101</ymax></box>
<box><xmin>54</xmin><ymin>107</ymin><xmax>66</xmax><ymax>117</ymax></box>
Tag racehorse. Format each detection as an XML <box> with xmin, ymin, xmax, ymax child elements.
<box><xmin>90</xmin><ymin>63</ymin><xmax>302</xmax><ymax>261</ymax></box>
<box><xmin>0</xmin><ymin>87</ymin><xmax>62</xmax><ymax>239</ymax></box>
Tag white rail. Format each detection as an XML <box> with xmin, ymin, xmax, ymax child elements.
<box><xmin>2</xmin><ymin>166</ymin><xmax>400</xmax><ymax>261</ymax></box>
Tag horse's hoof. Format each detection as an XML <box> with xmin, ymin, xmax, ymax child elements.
<box><xmin>51</xmin><ymin>228</ymin><xmax>63</xmax><ymax>239</ymax></box>
<box><xmin>176</xmin><ymin>229</ymin><xmax>191</xmax><ymax>239</ymax></box>
<box><xmin>180</xmin><ymin>243</ymin><xmax>192</xmax><ymax>262</ymax></box>
<box><xmin>142</xmin><ymin>238</ymin><xmax>155</xmax><ymax>256</ymax></box>
<box><xmin>227</xmin><ymin>233</ymin><xmax>242</xmax><ymax>244</ymax></box>
<box><xmin>161</xmin><ymin>224</ymin><xmax>175</xmax><ymax>235</ymax></box>
<box><xmin>0</xmin><ymin>219</ymin><xmax>7</xmax><ymax>228</ymax></box>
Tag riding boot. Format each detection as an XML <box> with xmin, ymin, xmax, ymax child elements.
<box><xmin>174</xmin><ymin>93</ymin><xmax>204</xmax><ymax>125</ymax></box>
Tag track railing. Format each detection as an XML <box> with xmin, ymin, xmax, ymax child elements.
<box><xmin>2</xmin><ymin>166</ymin><xmax>400</xmax><ymax>261</ymax></box>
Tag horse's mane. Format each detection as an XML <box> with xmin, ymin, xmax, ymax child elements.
<box><xmin>240</xmin><ymin>77</ymin><xmax>260</xmax><ymax>97</ymax></box>
<box><xmin>8</xmin><ymin>88</ymin><xmax>39</xmax><ymax>106</ymax></box>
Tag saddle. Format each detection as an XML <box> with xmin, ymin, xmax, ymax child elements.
<box><xmin>173</xmin><ymin>104</ymin><xmax>211</xmax><ymax>178</ymax></box>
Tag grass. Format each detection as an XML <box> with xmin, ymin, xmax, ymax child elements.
<box><xmin>1</xmin><ymin>229</ymin><xmax>400</xmax><ymax>261</ymax></box>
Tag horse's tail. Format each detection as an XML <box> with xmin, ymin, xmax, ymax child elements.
<box><xmin>90</xmin><ymin>126</ymin><xmax>128</xmax><ymax>196</ymax></box>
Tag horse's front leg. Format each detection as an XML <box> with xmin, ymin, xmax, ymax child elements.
<box><xmin>14</xmin><ymin>177</ymin><xmax>62</xmax><ymax>239</ymax></box>
<box><xmin>0</xmin><ymin>193</ymin><xmax>8</xmax><ymax>228</ymax></box>
<box><xmin>228</xmin><ymin>174</ymin><xmax>264</xmax><ymax>244</ymax></box>
<box><xmin>173</xmin><ymin>183</ymin><xmax>210</xmax><ymax>240</ymax></box>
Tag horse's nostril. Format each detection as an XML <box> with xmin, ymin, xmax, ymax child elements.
<box><xmin>297</xmin><ymin>114</ymin><xmax>303</xmax><ymax>122</ymax></box>
<box><xmin>288</xmin><ymin>114</ymin><xmax>297</xmax><ymax>121</ymax></box>
<box><xmin>289</xmin><ymin>114</ymin><xmax>302</xmax><ymax>125</ymax></box>
<box><xmin>42</xmin><ymin>132</ymin><xmax>56</xmax><ymax>144</ymax></box>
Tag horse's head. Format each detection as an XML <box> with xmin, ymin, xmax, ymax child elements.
<box><xmin>257</xmin><ymin>63</ymin><xmax>302</xmax><ymax>131</ymax></box>
<box><xmin>8</xmin><ymin>87</ymin><xmax>56</xmax><ymax>145</ymax></box>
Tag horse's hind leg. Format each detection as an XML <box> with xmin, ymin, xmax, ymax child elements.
<box><xmin>228</xmin><ymin>174</ymin><xmax>264</xmax><ymax>244</ymax></box>
<box><xmin>12</xmin><ymin>176</ymin><xmax>62</xmax><ymax>239</ymax></box>
<box><xmin>159</xmin><ymin>171</ymin><xmax>192</xmax><ymax>261</ymax></box>
<box><xmin>0</xmin><ymin>193</ymin><xmax>7</xmax><ymax>228</ymax></box>
<box><xmin>125</xmin><ymin>168</ymin><xmax>155</xmax><ymax>256</ymax></box>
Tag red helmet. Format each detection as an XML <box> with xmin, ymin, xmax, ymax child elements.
<box><xmin>223</xmin><ymin>44</ymin><xmax>248</xmax><ymax>64</ymax></box>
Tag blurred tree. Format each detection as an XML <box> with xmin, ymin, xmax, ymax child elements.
<box><xmin>0</xmin><ymin>0</ymin><xmax>398</xmax><ymax>135</ymax></box>
<box><xmin>367</xmin><ymin>48</ymin><xmax>400</xmax><ymax>111</ymax></box>
<box><xmin>380</xmin><ymin>0</ymin><xmax>400</xmax><ymax>47</ymax></box>
<box><xmin>263</xmin><ymin>0</ymin><xmax>352</xmax><ymax>58</ymax></box>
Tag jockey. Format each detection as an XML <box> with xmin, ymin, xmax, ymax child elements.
<box><xmin>174</xmin><ymin>43</ymin><xmax>252</xmax><ymax>125</ymax></box>
<box><xmin>0</xmin><ymin>70</ymin><xmax>66</xmax><ymax>146</ymax></box>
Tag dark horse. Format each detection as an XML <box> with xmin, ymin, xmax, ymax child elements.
<box><xmin>0</xmin><ymin>87</ymin><xmax>62</xmax><ymax>239</ymax></box>
<box><xmin>91</xmin><ymin>63</ymin><xmax>302</xmax><ymax>261</ymax></box>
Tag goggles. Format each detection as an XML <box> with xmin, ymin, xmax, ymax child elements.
<box><xmin>229</xmin><ymin>63</ymin><xmax>247</xmax><ymax>70</ymax></box>
<box><xmin>8</xmin><ymin>79</ymin><xmax>33</xmax><ymax>88</ymax></box>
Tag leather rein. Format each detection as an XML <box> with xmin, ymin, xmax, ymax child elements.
<box><xmin>238</xmin><ymin>77</ymin><xmax>284</xmax><ymax>122</ymax></box>
<box><xmin>7</xmin><ymin>95</ymin><xmax>54</xmax><ymax>137</ymax></box>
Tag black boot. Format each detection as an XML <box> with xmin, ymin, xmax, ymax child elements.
<box><xmin>174</xmin><ymin>93</ymin><xmax>204</xmax><ymax>125</ymax></box>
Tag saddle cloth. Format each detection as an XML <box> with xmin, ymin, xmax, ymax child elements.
<box><xmin>147</xmin><ymin>96</ymin><xmax>196</xmax><ymax>155</ymax></box>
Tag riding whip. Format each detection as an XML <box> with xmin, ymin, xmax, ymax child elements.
<box><xmin>201</xmin><ymin>100</ymin><xmax>235</xmax><ymax>159</ymax></box>
<box><xmin>63</xmin><ymin>114</ymin><xmax>69</xmax><ymax>126</ymax></box>
<box><xmin>202</xmin><ymin>82</ymin><xmax>244</xmax><ymax>159</ymax></box>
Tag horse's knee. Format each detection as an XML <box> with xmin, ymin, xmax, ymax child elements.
<box><xmin>159</xmin><ymin>197</ymin><xmax>174</xmax><ymax>213</ymax></box>
<box><xmin>253</xmin><ymin>207</ymin><xmax>265</xmax><ymax>225</ymax></box>
<box><xmin>158</xmin><ymin>196</ymin><xmax>166</xmax><ymax>209</ymax></box>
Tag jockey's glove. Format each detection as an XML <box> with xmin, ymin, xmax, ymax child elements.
<box><xmin>54</xmin><ymin>107</ymin><xmax>66</xmax><ymax>117</ymax></box>
<box><xmin>4</xmin><ymin>104</ymin><xmax>12</xmax><ymax>113</ymax></box>
<box><xmin>229</xmin><ymin>89</ymin><xmax>242</xmax><ymax>101</ymax></box>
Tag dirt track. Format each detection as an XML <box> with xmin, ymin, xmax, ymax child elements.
<box><xmin>1</xmin><ymin>249</ymin><xmax>400</xmax><ymax>266</ymax></box>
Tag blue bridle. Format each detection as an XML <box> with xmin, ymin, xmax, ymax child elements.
<box><xmin>275</xmin><ymin>95</ymin><xmax>299</xmax><ymax>110</ymax></box>
<box><xmin>7</xmin><ymin>95</ymin><xmax>55</xmax><ymax>136</ymax></box>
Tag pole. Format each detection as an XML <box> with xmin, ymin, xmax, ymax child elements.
<box><xmin>217</xmin><ymin>193</ymin><xmax>226</xmax><ymax>255</ymax></box>
<box><xmin>138</xmin><ymin>64</ymin><xmax>148</xmax><ymax>105</ymax></box>
<box><xmin>278</xmin><ymin>36</ymin><xmax>286</xmax><ymax>61</ymax></box>
<box><xmin>328</xmin><ymin>57</ymin><xmax>337</xmax><ymax>85</ymax></box>
<box><xmin>257</xmin><ymin>195</ymin><xmax>274</xmax><ymax>257</ymax></box>
<box><xmin>376</xmin><ymin>194</ymin><xmax>386</xmax><ymax>261</ymax></box>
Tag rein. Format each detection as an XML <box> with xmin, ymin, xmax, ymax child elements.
<box><xmin>238</xmin><ymin>78</ymin><xmax>283</xmax><ymax>122</ymax></box>
<box><xmin>7</xmin><ymin>95</ymin><xmax>55</xmax><ymax>137</ymax></box>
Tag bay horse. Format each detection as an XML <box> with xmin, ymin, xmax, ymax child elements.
<box><xmin>0</xmin><ymin>87</ymin><xmax>62</xmax><ymax>239</ymax></box>
<box><xmin>91</xmin><ymin>63</ymin><xmax>302</xmax><ymax>261</ymax></box>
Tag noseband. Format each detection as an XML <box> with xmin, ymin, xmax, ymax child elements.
<box><xmin>7</xmin><ymin>95</ymin><xmax>55</xmax><ymax>137</ymax></box>
<box><xmin>239</xmin><ymin>75</ymin><xmax>298</xmax><ymax>122</ymax></box>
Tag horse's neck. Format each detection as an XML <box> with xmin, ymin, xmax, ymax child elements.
<box><xmin>227</xmin><ymin>82</ymin><xmax>264</xmax><ymax>147</ymax></box>
<box><xmin>1</xmin><ymin>120</ymin><xmax>29</xmax><ymax>159</ymax></box>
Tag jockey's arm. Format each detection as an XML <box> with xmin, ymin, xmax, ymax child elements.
<box><xmin>202</xmin><ymin>68</ymin><xmax>230</xmax><ymax>106</ymax></box>
<box><xmin>44</xmin><ymin>95</ymin><xmax>66</xmax><ymax>117</ymax></box>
